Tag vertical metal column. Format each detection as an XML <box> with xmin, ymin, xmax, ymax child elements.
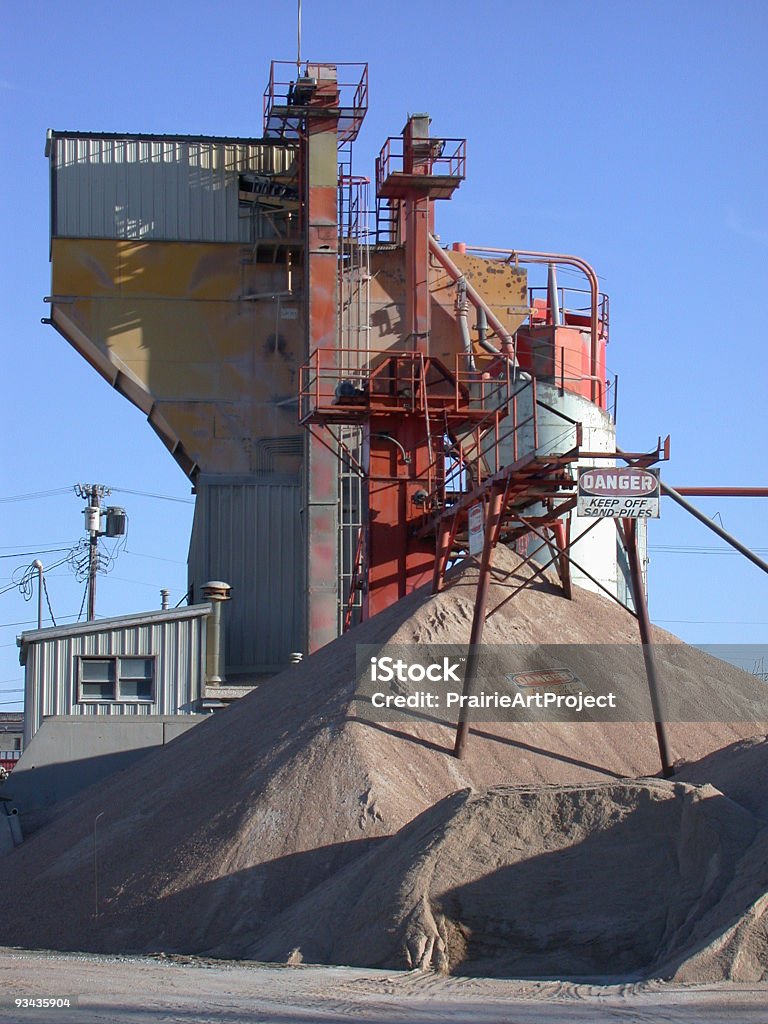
<box><xmin>551</xmin><ymin>518</ymin><xmax>572</xmax><ymax>599</ymax></box>
<box><xmin>403</xmin><ymin>115</ymin><xmax>432</xmax><ymax>353</ymax></box>
<box><xmin>617</xmin><ymin>517</ymin><xmax>673</xmax><ymax>778</ymax></box>
<box><xmin>454</xmin><ymin>484</ymin><xmax>505</xmax><ymax>759</ymax></box>
<box><xmin>304</xmin><ymin>71</ymin><xmax>343</xmax><ymax>654</ymax></box>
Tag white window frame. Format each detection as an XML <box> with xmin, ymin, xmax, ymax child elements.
<box><xmin>77</xmin><ymin>655</ymin><xmax>157</xmax><ymax>703</ymax></box>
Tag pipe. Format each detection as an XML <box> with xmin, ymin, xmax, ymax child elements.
<box><xmin>460</xmin><ymin>245</ymin><xmax>601</xmax><ymax>403</ymax></box>
<box><xmin>428</xmin><ymin>235</ymin><xmax>516</xmax><ymax>360</ymax></box>
<box><xmin>475</xmin><ymin>306</ymin><xmax>500</xmax><ymax>355</ymax></box>
<box><xmin>373</xmin><ymin>432</ymin><xmax>412</xmax><ymax>465</ymax></box>
<box><xmin>547</xmin><ymin>263</ymin><xmax>561</xmax><ymax>326</ymax></box>
<box><xmin>660</xmin><ymin>482</ymin><xmax>768</xmax><ymax>576</ymax></box>
<box><xmin>202</xmin><ymin>581</ymin><xmax>232</xmax><ymax>685</ymax></box>
<box><xmin>455</xmin><ymin>278</ymin><xmax>476</xmax><ymax>372</ymax></box>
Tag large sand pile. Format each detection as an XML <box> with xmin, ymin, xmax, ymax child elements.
<box><xmin>249</xmin><ymin>780</ymin><xmax>767</xmax><ymax>980</ymax></box>
<box><xmin>1</xmin><ymin>548</ymin><xmax>766</xmax><ymax>981</ymax></box>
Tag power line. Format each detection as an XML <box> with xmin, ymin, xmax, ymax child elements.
<box><xmin>0</xmin><ymin>541</ymin><xmax>72</xmax><ymax>549</ymax></box>
<box><xmin>0</xmin><ymin>484</ymin><xmax>193</xmax><ymax>506</ymax></box>
<box><xmin>76</xmin><ymin>578</ymin><xmax>89</xmax><ymax>623</ymax></box>
<box><xmin>0</xmin><ymin>613</ymin><xmax>85</xmax><ymax>630</ymax></box>
<box><xmin>0</xmin><ymin>487</ymin><xmax>72</xmax><ymax>504</ymax></box>
<box><xmin>1</xmin><ymin>555</ymin><xmax>72</xmax><ymax>594</ymax></box>
<box><xmin>42</xmin><ymin>577</ymin><xmax>57</xmax><ymax>627</ymax></box>
<box><xmin>0</xmin><ymin>548</ymin><xmax>72</xmax><ymax>559</ymax></box>
<box><xmin>107</xmin><ymin>486</ymin><xmax>194</xmax><ymax>505</ymax></box>
<box><xmin>655</xmin><ymin>618</ymin><xmax>768</xmax><ymax>626</ymax></box>
<box><xmin>123</xmin><ymin>548</ymin><xmax>186</xmax><ymax>565</ymax></box>
<box><xmin>649</xmin><ymin>545</ymin><xmax>768</xmax><ymax>555</ymax></box>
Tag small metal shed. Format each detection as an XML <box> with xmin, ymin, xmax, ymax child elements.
<box><xmin>18</xmin><ymin>604</ymin><xmax>211</xmax><ymax>745</ymax></box>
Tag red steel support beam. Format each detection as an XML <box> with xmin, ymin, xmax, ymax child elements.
<box><xmin>661</xmin><ymin>481</ymin><xmax>768</xmax><ymax>577</ymax></box>
<box><xmin>551</xmin><ymin>517</ymin><xmax>572</xmax><ymax>600</ymax></box>
<box><xmin>432</xmin><ymin>515</ymin><xmax>460</xmax><ymax>594</ymax></box>
<box><xmin>454</xmin><ymin>484</ymin><xmax>506</xmax><ymax>759</ymax></box>
<box><xmin>617</xmin><ymin>517</ymin><xmax>673</xmax><ymax>779</ymax></box>
<box><xmin>511</xmin><ymin>513</ymin><xmax>628</xmax><ymax>617</ymax></box>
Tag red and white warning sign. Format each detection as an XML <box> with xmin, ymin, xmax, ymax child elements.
<box><xmin>468</xmin><ymin>502</ymin><xmax>485</xmax><ymax>554</ymax></box>
<box><xmin>577</xmin><ymin>467</ymin><xmax>660</xmax><ymax>519</ymax></box>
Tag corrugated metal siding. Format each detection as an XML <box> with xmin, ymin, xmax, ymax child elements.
<box><xmin>189</xmin><ymin>477</ymin><xmax>304</xmax><ymax>675</ymax></box>
<box><xmin>51</xmin><ymin>134</ymin><xmax>297</xmax><ymax>242</ymax></box>
<box><xmin>24</xmin><ymin>611</ymin><xmax>207</xmax><ymax>740</ymax></box>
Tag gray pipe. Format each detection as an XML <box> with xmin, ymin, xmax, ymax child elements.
<box><xmin>456</xmin><ymin>278</ymin><xmax>476</xmax><ymax>372</ymax></box>
<box><xmin>547</xmin><ymin>263</ymin><xmax>561</xmax><ymax>326</ymax></box>
<box><xmin>429</xmin><ymin>234</ymin><xmax>516</xmax><ymax>358</ymax></box>
<box><xmin>475</xmin><ymin>306</ymin><xmax>500</xmax><ymax>354</ymax></box>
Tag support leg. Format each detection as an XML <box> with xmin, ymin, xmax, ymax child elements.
<box><xmin>454</xmin><ymin>485</ymin><xmax>505</xmax><ymax>760</ymax></box>
<box><xmin>617</xmin><ymin>518</ymin><xmax>673</xmax><ymax>778</ymax></box>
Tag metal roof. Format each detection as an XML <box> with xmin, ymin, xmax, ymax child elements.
<box><xmin>45</xmin><ymin>129</ymin><xmax>296</xmax><ymax>157</ymax></box>
<box><xmin>18</xmin><ymin>603</ymin><xmax>212</xmax><ymax>659</ymax></box>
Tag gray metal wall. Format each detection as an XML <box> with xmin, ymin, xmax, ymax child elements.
<box><xmin>49</xmin><ymin>133</ymin><xmax>297</xmax><ymax>242</ymax></box>
<box><xmin>21</xmin><ymin>606</ymin><xmax>209</xmax><ymax>743</ymax></box>
<box><xmin>5</xmin><ymin>715</ymin><xmax>207</xmax><ymax>838</ymax></box>
<box><xmin>188</xmin><ymin>476</ymin><xmax>304</xmax><ymax>678</ymax></box>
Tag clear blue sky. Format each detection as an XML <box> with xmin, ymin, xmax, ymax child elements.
<box><xmin>1</xmin><ymin>2</ymin><xmax>767</xmax><ymax>709</ymax></box>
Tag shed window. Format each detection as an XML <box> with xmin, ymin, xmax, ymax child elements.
<box><xmin>78</xmin><ymin>656</ymin><xmax>155</xmax><ymax>702</ymax></box>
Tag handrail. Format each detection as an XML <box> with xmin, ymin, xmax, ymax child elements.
<box><xmin>418</xmin><ymin>375</ymin><xmax>581</xmax><ymax>514</ymax></box>
<box><xmin>461</xmin><ymin>245</ymin><xmax>601</xmax><ymax>403</ymax></box>
<box><xmin>376</xmin><ymin>137</ymin><xmax>467</xmax><ymax>193</ymax></box>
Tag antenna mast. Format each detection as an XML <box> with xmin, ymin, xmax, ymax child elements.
<box><xmin>297</xmin><ymin>0</ymin><xmax>302</xmax><ymax>76</ymax></box>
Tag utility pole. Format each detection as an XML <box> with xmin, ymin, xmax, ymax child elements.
<box><xmin>87</xmin><ymin>485</ymin><xmax>100</xmax><ymax>621</ymax></box>
<box><xmin>75</xmin><ymin>483</ymin><xmax>111</xmax><ymax>621</ymax></box>
<box><xmin>33</xmin><ymin>559</ymin><xmax>44</xmax><ymax>629</ymax></box>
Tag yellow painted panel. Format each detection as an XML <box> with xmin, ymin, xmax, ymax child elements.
<box><xmin>367</xmin><ymin>248</ymin><xmax>528</xmax><ymax>364</ymax></box>
<box><xmin>51</xmin><ymin>238</ymin><xmax>304</xmax><ymax>474</ymax></box>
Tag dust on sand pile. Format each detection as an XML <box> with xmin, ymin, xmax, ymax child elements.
<box><xmin>250</xmin><ymin>780</ymin><xmax>768</xmax><ymax>982</ymax></box>
<box><xmin>1</xmin><ymin>548</ymin><xmax>766</xmax><ymax>980</ymax></box>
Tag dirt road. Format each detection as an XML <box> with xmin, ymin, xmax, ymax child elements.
<box><xmin>0</xmin><ymin>949</ymin><xmax>766</xmax><ymax>1023</ymax></box>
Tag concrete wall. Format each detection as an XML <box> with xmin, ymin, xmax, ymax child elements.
<box><xmin>1</xmin><ymin>715</ymin><xmax>207</xmax><ymax>838</ymax></box>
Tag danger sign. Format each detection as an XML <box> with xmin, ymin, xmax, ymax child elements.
<box><xmin>577</xmin><ymin>467</ymin><xmax>660</xmax><ymax>519</ymax></box>
<box><xmin>468</xmin><ymin>503</ymin><xmax>484</xmax><ymax>555</ymax></box>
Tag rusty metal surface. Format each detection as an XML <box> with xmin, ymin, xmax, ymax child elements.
<box><xmin>304</xmin><ymin>101</ymin><xmax>344</xmax><ymax>652</ymax></box>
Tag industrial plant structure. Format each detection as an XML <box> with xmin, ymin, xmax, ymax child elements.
<box><xmin>43</xmin><ymin>60</ymin><xmax>651</xmax><ymax>687</ymax></box>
